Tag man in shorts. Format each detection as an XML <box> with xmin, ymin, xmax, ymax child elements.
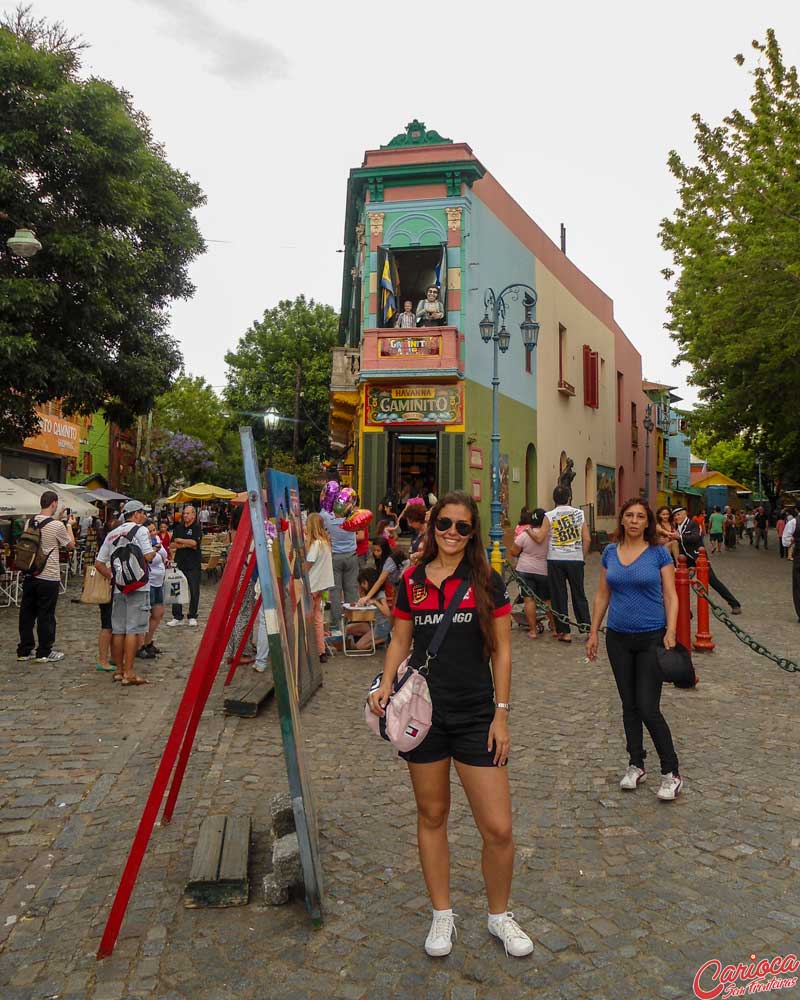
<box><xmin>95</xmin><ymin>500</ymin><xmax>155</xmax><ymax>686</ymax></box>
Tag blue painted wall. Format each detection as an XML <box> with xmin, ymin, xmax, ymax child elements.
<box><xmin>672</xmin><ymin>428</ymin><xmax>692</xmax><ymax>489</ymax></box>
<box><xmin>463</xmin><ymin>194</ymin><xmax>537</xmax><ymax>410</ymax></box>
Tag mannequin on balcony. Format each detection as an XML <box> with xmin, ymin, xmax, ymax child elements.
<box><xmin>416</xmin><ymin>285</ymin><xmax>445</xmax><ymax>327</ymax></box>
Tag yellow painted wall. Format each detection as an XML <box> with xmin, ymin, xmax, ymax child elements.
<box><xmin>534</xmin><ymin>263</ymin><xmax>617</xmax><ymax>528</ymax></box>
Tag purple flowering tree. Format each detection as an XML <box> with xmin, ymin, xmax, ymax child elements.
<box><xmin>151</xmin><ymin>432</ymin><xmax>217</xmax><ymax>496</ymax></box>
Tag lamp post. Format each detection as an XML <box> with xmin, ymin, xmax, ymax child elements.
<box><xmin>1</xmin><ymin>212</ymin><xmax>42</xmax><ymax>258</ymax></box>
<box><xmin>263</xmin><ymin>406</ymin><xmax>280</xmax><ymax>467</ymax></box>
<box><xmin>643</xmin><ymin>404</ymin><xmax>654</xmax><ymax>503</ymax></box>
<box><xmin>479</xmin><ymin>284</ymin><xmax>540</xmax><ymax>571</ymax></box>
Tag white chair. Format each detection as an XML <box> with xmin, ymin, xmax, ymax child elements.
<box><xmin>60</xmin><ymin>560</ymin><xmax>70</xmax><ymax>594</ymax></box>
<box><xmin>0</xmin><ymin>570</ymin><xmax>21</xmax><ymax>607</ymax></box>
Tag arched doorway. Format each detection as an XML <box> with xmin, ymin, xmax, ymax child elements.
<box><xmin>618</xmin><ymin>466</ymin><xmax>625</xmax><ymax>508</ymax></box>
<box><xmin>584</xmin><ymin>458</ymin><xmax>595</xmax><ymax>507</ymax></box>
<box><xmin>525</xmin><ymin>444</ymin><xmax>537</xmax><ymax>509</ymax></box>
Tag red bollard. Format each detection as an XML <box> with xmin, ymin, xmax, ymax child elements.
<box><xmin>675</xmin><ymin>555</ymin><xmax>692</xmax><ymax>651</ymax></box>
<box><xmin>693</xmin><ymin>547</ymin><xmax>715</xmax><ymax>652</ymax></box>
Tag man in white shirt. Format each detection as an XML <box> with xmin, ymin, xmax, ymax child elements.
<box><xmin>529</xmin><ymin>485</ymin><xmax>591</xmax><ymax>642</ymax></box>
<box><xmin>16</xmin><ymin>490</ymin><xmax>75</xmax><ymax>663</ymax></box>
<box><xmin>95</xmin><ymin>499</ymin><xmax>155</xmax><ymax>685</ymax></box>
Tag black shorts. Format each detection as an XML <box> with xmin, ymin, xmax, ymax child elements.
<box><xmin>517</xmin><ymin>570</ymin><xmax>550</xmax><ymax>603</ymax></box>
<box><xmin>399</xmin><ymin>697</ymin><xmax>499</xmax><ymax>767</ymax></box>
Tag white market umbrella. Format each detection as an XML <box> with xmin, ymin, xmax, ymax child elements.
<box><xmin>42</xmin><ymin>482</ymin><xmax>99</xmax><ymax>517</ymax></box>
<box><xmin>0</xmin><ymin>476</ymin><xmax>43</xmax><ymax>517</ymax></box>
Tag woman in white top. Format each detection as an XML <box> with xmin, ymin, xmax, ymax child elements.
<box><xmin>304</xmin><ymin>513</ymin><xmax>334</xmax><ymax>663</ymax></box>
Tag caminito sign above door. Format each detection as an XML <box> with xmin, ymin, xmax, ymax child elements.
<box><xmin>365</xmin><ymin>384</ymin><xmax>464</xmax><ymax>427</ymax></box>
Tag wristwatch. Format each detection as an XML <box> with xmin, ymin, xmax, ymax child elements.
<box><xmin>495</xmin><ymin>702</ymin><xmax>511</xmax><ymax>712</ymax></box>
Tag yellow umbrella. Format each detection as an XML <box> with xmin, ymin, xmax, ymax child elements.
<box><xmin>165</xmin><ymin>482</ymin><xmax>237</xmax><ymax>503</ymax></box>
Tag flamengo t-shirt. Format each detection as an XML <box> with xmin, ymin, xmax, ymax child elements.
<box><xmin>393</xmin><ymin>558</ymin><xmax>510</xmax><ymax>704</ymax></box>
<box><xmin>545</xmin><ymin>505</ymin><xmax>585</xmax><ymax>561</ymax></box>
<box><xmin>602</xmin><ymin>543</ymin><xmax>672</xmax><ymax>633</ymax></box>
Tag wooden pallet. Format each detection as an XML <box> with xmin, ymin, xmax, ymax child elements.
<box><xmin>223</xmin><ymin>671</ymin><xmax>274</xmax><ymax>718</ymax></box>
<box><xmin>184</xmin><ymin>815</ymin><xmax>251</xmax><ymax>908</ymax></box>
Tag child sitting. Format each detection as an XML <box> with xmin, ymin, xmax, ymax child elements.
<box><xmin>347</xmin><ymin>568</ymin><xmax>392</xmax><ymax>650</ymax></box>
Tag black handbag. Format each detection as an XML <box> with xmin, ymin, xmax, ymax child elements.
<box><xmin>656</xmin><ymin>642</ymin><xmax>697</xmax><ymax>688</ymax></box>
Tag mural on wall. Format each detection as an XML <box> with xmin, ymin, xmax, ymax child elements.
<box><xmin>596</xmin><ymin>465</ymin><xmax>616</xmax><ymax>518</ymax></box>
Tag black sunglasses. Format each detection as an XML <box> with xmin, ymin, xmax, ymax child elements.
<box><xmin>435</xmin><ymin>517</ymin><xmax>473</xmax><ymax>537</ymax></box>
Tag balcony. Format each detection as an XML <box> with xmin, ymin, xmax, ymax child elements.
<box><xmin>330</xmin><ymin>347</ymin><xmax>361</xmax><ymax>393</ymax></box>
<box><xmin>557</xmin><ymin>378</ymin><xmax>576</xmax><ymax>397</ymax></box>
<box><xmin>359</xmin><ymin>326</ymin><xmax>463</xmax><ymax>380</ymax></box>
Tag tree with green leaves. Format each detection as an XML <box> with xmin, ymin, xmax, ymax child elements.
<box><xmin>152</xmin><ymin>375</ymin><xmax>225</xmax><ymax>456</ymax></box>
<box><xmin>0</xmin><ymin>16</ymin><xmax>205</xmax><ymax>443</ymax></box>
<box><xmin>224</xmin><ymin>295</ymin><xmax>338</xmax><ymax>465</ymax></box>
<box><xmin>660</xmin><ymin>29</ymin><xmax>800</xmax><ymax>489</ymax></box>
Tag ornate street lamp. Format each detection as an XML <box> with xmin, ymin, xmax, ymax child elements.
<box><xmin>480</xmin><ymin>283</ymin><xmax>539</xmax><ymax>571</ymax></box>
<box><xmin>643</xmin><ymin>404</ymin><xmax>654</xmax><ymax>503</ymax></box>
<box><xmin>263</xmin><ymin>406</ymin><xmax>280</xmax><ymax>466</ymax></box>
<box><xmin>1</xmin><ymin>213</ymin><xmax>42</xmax><ymax>258</ymax></box>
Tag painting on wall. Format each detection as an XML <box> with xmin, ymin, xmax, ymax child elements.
<box><xmin>596</xmin><ymin>465</ymin><xmax>616</xmax><ymax>518</ymax></box>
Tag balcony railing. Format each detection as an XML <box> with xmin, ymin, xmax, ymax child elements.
<box><xmin>330</xmin><ymin>347</ymin><xmax>361</xmax><ymax>393</ymax></box>
<box><xmin>359</xmin><ymin>326</ymin><xmax>463</xmax><ymax>378</ymax></box>
<box><xmin>557</xmin><ymin>378</ymin><xmax>576</xmax><ymax>397</ymax></box>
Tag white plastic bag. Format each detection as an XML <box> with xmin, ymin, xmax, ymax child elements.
<box><xmin>164</xmin><ymin>566</ymin><xmax>189</xmax><ymax>606</ymax></box>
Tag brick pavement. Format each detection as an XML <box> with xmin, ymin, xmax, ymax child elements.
<box><xmin>0</xmin><ymin>544</ymin><xmax>798</xmax><ymax>999</ymax></box>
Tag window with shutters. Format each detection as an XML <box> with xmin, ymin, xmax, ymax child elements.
<box><xmin>582</xmin><ymin>345</ymin><xmax>599</xmax><ymax>408</ymax></box>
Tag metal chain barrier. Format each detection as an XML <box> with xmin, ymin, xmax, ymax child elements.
<box><xmin>505</xmin><ymin>562</ymin><xmax>798</xmax><ymax>673</ymax></box>
<box><xmin>503</xmin><ymin>563</ymin><xmax>604</xmax><ymax>634</ymax></box>
<box><xmin>690</xmin><ymin>580</ymin><xmax>799</xmax><ymax>674</ymax></box>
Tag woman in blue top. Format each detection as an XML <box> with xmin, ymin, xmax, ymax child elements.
<box><xmin>586</xmin><ymin>499</ymin><xmax>683</xmax><ymax>801</ymax></box>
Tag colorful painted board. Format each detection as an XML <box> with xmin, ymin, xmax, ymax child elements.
<box><xmin>241</xmin><ymin>429</ymin><xmax>323</xmax><ymax>923</ymax></box>
<box><xmin>364</xmin><ymin>383</ymin><xmax>463</xmax><ymax>427</ymax></box>
<box><xmin>266</xmin><ymin>468</ymin><xmax>323</xmax><ymax>707</ymax></box>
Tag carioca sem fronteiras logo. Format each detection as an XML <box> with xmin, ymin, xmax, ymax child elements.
<box><xmin>693</xmin><ymin>952</ymin><xmax>799</xmax><ymax>998</ymax></box>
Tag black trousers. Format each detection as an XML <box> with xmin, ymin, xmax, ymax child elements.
<box><xmin>17</xmin><ymin>576</ymin><xmax>60</xmax><ymax>657</ymax></box>
<box><xmin>172</xmin><ymin>565</ymin><xmax>201</xmax><ymax>620</ymax></box>
<box><xmin>547</xmin><ymin>559</ymin><xmax>591</xmax><ymax>635</ymax></box>
<box><xmin>706</xmin><ymin>563</ymin><xmax>740</xmax><ymax>609</ymax></box>
<box><xmin>606</xmin><ymin>628</ymin><xmax>679</xmax><ymax>775</ymax></box>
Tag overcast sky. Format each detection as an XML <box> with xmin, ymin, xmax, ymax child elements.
<box><xmin>25</xmin><ymin>1</ymin><xmax>800</xmax><ymax>407</ymax></box>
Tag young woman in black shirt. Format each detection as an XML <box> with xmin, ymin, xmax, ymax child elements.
<box><xmin>368</xmin><ymin>491</ymin><xmax>533</xmax><ymax>960</ymax></box>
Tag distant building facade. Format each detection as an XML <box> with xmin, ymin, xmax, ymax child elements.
<box><xmin>331</xmin><ymin>121</ymin><xmax>654</xmax><ymax>536</ymax></box>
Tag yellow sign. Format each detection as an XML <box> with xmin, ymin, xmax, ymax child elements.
<box><xmin>365</xmin><ymin>384</ymin><xmax>463</xmax><ymax>426</ymax></box>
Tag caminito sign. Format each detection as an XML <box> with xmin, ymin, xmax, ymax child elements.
<box><xmin>365</xmin><ymin>384</ymin><xmax>463</xmax><ymax>427</ymax></box>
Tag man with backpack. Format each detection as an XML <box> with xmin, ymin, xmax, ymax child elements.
<box><xmin>94</xmin><ymin>499</ymin><xmax>155</xmax><ymax>686</ymax></box>
<box><xmin>16</xmin><ymin>490</ymin><xmax>75</xmax><ymax>663</ymax></box>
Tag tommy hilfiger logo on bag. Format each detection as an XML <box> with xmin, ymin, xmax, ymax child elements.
<box><xmin>404</xmin><ymin>724</ymin><xmax>420</xmax><ymax>738</ymax></box>
<box><xmin>411</xmin><ymin>583</ymin><xmax>427</xmax><ymax>605</ymax></box>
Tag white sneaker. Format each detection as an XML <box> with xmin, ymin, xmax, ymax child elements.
<box><xmin>166</xmin><ymin>619</ymin><xmax>184</xmax><ymax>628</ymax></box>
<box><xmin>35</xmin><ymin>650</ymin><xmax>65</xmax><ymax>663</ymax></box>
<box><xmin>657</xmin><ymin>772</ymin><xmax>683</xmax><ymax>801</ymax></box>
<box><xmin>620</xmin><ymin>765</ymin><xmax>647</xmax><ymax>790</ymax></box>
<box><xmin>425</xmin><ymin>911</ymin><xmax>456</xmax><ymax>957</ymax></box>
<box><xmin>188</xmin><ymin>618</ymin><xmax>198</xmax><ymax>627</ymax></box>
<box><xmin>488</xmin><ymin>912</ymin><xmax>534</xmax><ymax>957</ymax></box>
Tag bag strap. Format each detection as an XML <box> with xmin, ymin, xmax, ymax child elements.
<box><xmin>416</xmin><ymin>576</ymin><xmax>471</xmax><ymax>670</ymax></box>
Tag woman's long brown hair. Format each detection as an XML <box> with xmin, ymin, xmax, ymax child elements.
<box><xmin>419</xmin><ymin>490</ymin><xmax>497</xmax><ymax>657</ymax></box>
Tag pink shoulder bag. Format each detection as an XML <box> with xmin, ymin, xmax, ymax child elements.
<box><xmin>364</xmin><ymin>577</ymin><xmax>470</xmax><ymax>752</ymax></box>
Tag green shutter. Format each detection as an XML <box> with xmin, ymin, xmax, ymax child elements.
<box><xmin>439</xmin><ymin>432</ymin><xmax>464</xmax><ymax>494</ymax></box>
<box><xmin>361</xmin><ymin>432</ymin><xmax>387</xmax><ymax>514</ymax></box>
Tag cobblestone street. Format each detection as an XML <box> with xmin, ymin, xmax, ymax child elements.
<box><xmin>0</xmin><ymin>544</ymin><xmax>798</xmax><ymax>1000</ymax></box>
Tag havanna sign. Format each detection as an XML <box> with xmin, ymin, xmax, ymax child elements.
<box><xmin>365</xmin><ymin>384</ymin><xmax>463</xmax><ymax>427</ymax></box>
